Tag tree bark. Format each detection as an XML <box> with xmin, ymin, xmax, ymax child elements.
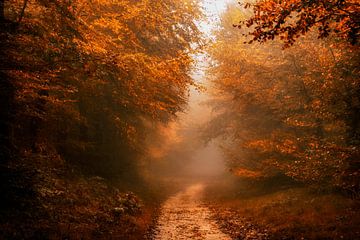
<box><xmin>0</xmin><ymin>0</ymin><xmax>4</xmax><ymax>23</ymax></box>
<box><xmin>17</xmin><ymin>0</ymin><xmax>29</xmax><ymax>25</ymax></box>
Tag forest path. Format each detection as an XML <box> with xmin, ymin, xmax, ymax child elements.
<box><xmin>152</xmin><ymin>183</ymin><xmax>232</xmax><ymax>240</ymax></box>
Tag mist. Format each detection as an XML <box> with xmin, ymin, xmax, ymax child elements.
<box><xmin>143</xmin><ymin>0</ymin><xmax>234</xmax><ymax>184</ymax></box>
<box><xmin>1</xmin><ymin>0</ymin><xmax>358</xmax><ymax>238</ymax></box>
<box><xmin>144</xmin><ymin>79</ymin><xmax>229</xmax><ymax>183</ymax></box>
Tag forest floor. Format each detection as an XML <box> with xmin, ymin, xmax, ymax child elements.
<box><xmin>2</xmin><ymin>155</ymin><xmax>359</xmax><ymax>240</ymax></box>
<box><xmin>205</xmin><ymin>179</ymin><xmax>360</xmax><ymax>240</ymax></box>
<box><xmin>0</xmin><ymin>153</ymin><xmax>164</xmax><ymax>239</ymax></box>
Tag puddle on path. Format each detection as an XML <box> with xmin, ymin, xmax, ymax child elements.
<box><xmin>152</xmin><ymin>183</ymin><xmax>232</xmax><ymax>240</ymax></box>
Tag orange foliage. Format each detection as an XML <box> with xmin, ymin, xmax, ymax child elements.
<box><xmin>205</xmin><ymin>4</ymin><xmax>360</xmax><ymax>190</ymax></box>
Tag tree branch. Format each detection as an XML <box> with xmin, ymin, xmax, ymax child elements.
<box><xmin>17</xmin><ymin>0</ymin><xmax>29</xmax><ymax>25</ymax></box>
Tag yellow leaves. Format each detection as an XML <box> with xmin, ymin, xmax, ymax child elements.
<box><xmin>112</xmin><ymin>51</ymin><xmax>192</xmax><ymax>119</ymax></box>
<box><xmin>277</xmin><ymin>139</ymin><xmax>297</xmax><ymax>154</ymax></box>
<box><xmin>8</xmin><ymin>0</ymin><xmax>202</xmax><ymax>146</ymax></box>
<box><xmin>246</xmin><ymin>140</ymin><xmax>273</xmax><ymax>152</ymax></box>
<box><xmin>284</xmin><ymin>117</ymin><xmax>315</xmax><ymax>128</ymax></box>
<box><xmin>311</xmin><ymin>99</ymin><xmax>321</xmax><ymax>109</ymax></box>
<box><xmin>205</xmin><ymin>1</ymin><xmax>359</xmax><ymax>190</ymax></box>
<box><xmin>93</xmin><ymin>16</ymin><xmax>127</xmax><ymax>35</ymax></box>
<box><xmin>246</xmin><ymin>138</ymin><xmax>298</xmax><ymax>155</ymax></box>
<box><xmin>233</xmin><ymin>168</ymin><xmax>263</xmax><ymax>178</ymax></box>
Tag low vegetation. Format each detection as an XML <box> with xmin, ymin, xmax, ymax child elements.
<box><xmin>0</xmin><ymin>151</ymin><xmax>159</xmax><ymax>239</ymax></box>
<box><xmin>206</xmin><ymin>177</ymin><xmax>360</xmax><ymax>239</ymax></box>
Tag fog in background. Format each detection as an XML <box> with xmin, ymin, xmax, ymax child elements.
<box><xmin>145</xmin><ymin>71</ymin><xmax>228</xmax><ymax>181</ymax></box>
<box><xmin>141</xmin><ymin>0</ymin><xmax>237</xmax><ymax>185</ymax></box>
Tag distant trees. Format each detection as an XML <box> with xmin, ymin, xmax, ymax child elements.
<box><xmin>1</xmin><ymin>0</ymin><xmax>202</xmax><ymax>177</ymax></box>
<box><xmin>205</xmin><ymin>5</ymin><xmax>359</xmax><ymax>193</ymax></box>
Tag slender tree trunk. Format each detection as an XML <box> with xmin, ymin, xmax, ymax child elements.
<box><xmin>0</xmin><ymin>0</ymin><xmax>4</xmax><ymax>23</ymax></box>
<box><xmin>0</xmin><ymin>72</ymin><xmax>15</xmax><ymax>164</ymax></box>
<box><xmin>291</xmin><ymin>55</ymin><xmax>324</xmax><ymax>137</ymax></box>
<box><xmin>17</xmin><ymin>0</ymin><xmax>29</xmax><ymax>25</ymax></box>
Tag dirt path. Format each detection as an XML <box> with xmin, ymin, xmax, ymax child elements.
<box><xmin>152</xmin><ymin>183</ymin><xmax>232</xmax><ymax>240</ymax></box>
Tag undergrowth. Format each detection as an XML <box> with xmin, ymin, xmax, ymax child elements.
<box><xmin>206</xmin><ymin>176</ymin><xmax>360</xmax><ymax>239</ymax></box>
<box><xmin>0</xmin><ymin>152</ymin><xmax>157</xmax><ymax>239</ymax></box>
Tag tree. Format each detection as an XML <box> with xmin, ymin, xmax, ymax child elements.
<box><xmin>235</xmin><ymin>0</ymin><xmax>360</xmax><ymax>47</ymax></box>
<box><xmin>2</xmin><ymin>0</ymin><xmax>202</xmax><ymax>177</ymax></box>
<box><xmin>205</xmin><ymin>4</ymin><xmax>359</xmax><ymax>192</ymax></box>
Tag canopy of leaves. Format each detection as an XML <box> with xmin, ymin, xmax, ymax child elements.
<box><xmin>1</xmin><ymin>0</ymin><xmax>202</xmax><ymax>176</ymax></box>
<box><xmin>205</xmin><ymin>5</ymin><xmax>359</xmax><ymax>192</ymax></box>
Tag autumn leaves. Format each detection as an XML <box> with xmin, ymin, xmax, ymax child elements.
<box><xmin>3</xmin><ymin>0</ymin><xmax>202</xmax><ymax>176</ymax></box>
<box><xmin>204</xmin><ymin>3</ymin><xmax>359</xmax><ymax>191</ymax></box>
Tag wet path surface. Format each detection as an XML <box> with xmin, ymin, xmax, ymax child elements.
<box><xmin>152</xmin><ymin>183</ymin><xmax>232</xmax><ymax>240</ymax></box>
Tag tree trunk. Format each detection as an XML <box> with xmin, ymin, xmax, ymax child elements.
<box><xmin>0</xmin><ymin>0</ymin><xmax>4</xmax><ymax>23</ymax></box>
<box><xmin>17</xmin><ymin>0</ymin><xmax>29</xmax><ymax>25</ymax></box>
